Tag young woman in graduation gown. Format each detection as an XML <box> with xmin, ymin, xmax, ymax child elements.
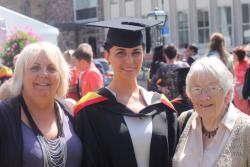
<box><xmin>74</xmin><ymin>18</ymin><xmax>178</xmax><ymax>167</ymax></box>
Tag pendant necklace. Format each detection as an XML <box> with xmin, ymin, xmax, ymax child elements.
<box><xmin>201</xmin><ymin>121</ymin><xmax>218</xmax><ymax>138</ymax></box>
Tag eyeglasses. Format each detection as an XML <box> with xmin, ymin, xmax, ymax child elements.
<box><xmin>190</xmin><ymin>85</ymin><xmax>222</xmax><ymax>96</ymax></box>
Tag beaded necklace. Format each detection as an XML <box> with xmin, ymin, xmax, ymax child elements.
<box><xmin>201</xmin><ymin>121</ymin><xmax>218</xmax><ymax>138</ymax></box>
<box><xmin>21</xmin><ymin>96</ymin><xmax>67</xmax><ymax>167</ymax></box>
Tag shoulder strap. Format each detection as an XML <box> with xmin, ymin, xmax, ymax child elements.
<box><xmin>178</xmin><ymin>110</ymin><xmax>193</xmax><ymax>134</ymax></box>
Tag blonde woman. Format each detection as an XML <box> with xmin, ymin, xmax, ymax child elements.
<box><xmin>0</xmin><ymin>42</ymin><xmax>82</xmax><ymax>167</ymax></box>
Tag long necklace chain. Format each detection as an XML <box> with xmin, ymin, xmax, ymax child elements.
<box><xmin>21</xmin><ymin>96</ymin><xmax>67</xmax><ymax>167</ymax></box>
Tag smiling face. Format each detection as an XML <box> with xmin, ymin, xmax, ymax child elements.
<box><xmin>188</xmin><ymin>73</ymin><xmax>230</xmax><ymax>120</ymax></box>
<box><xmin>107</xmin><ymin>45</ymin><xmax>144</xmax><ymax>81</ymax></box>
<box><xmin>22</xmin><ymin>53</ymin><xmax>60</xmax><ymax>99</ymax></box>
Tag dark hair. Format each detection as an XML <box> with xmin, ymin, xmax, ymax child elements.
<box><xmin>163</xmin><ymin>45</ymin><xmax>177</xmax><ymax>59</ymax></box>
<box><xmin>149</xmin><ymin>46</ymin><xmax>165</xmax><ymax>79</ymax></box>
<box><xmin>233</xmin><ymin>47</ymin><xmax>246</xmax><ymax>62</ymax></box>
<box><xmin>188</xmin><ymin>44</ymin><xmax>198</xmax><ymax>54</ymax></box>
<box><xmin>152</xmin><ymin>46</ymin><xmax>165</xmax><ymax>62</ymax></box>
<box><xmin>176</xmin><ymin>68</ymin><xmax>190</xmax><ymax>95</ymax></box>
<box><xmin>103</xmin><ymin>42</ymin><xmax>112</xmax><ymax>52</ymax></box>
<box><xmin>104</xmin><ymin>43</ymin><xmax>145</xmax><ymax>52</ymax></box>
<box><xmin>209</xmin><ymin>32</ymin><xmax>227</xmax><ymax>64</ymax></box>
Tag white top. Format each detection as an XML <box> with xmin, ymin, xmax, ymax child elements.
<box><xmin>106</xmin><ymin>87</ymin><xmax>154</xmax><ymax>167</ymax></box>
<box><xmin>124</xmin><ymin>116</ymin><xmax>152</xmax><ymax>167</ymax></box>
<box><xmin>175</xmin><ymin>104</ymin><xmax>239</xmax><ymax>167</ymax></box>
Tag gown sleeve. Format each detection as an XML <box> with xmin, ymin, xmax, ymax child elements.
<box><xmin>166</xmin><ymin>107</ymin><xmax>178</xmax><ymax>165</ymax></box>
<box><xmin>75</xmin><ymin>107</ymin><xmax>106</xmax><ymax>167</ymax></box>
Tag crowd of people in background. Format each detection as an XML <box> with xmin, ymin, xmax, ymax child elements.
<box><xmin>1</xmin><ymin>31</ymin><xmax>250</xmax><ymax>116</ymax></box>
<box><xmin>147</xmin><ymin>32</ymin><xmax>250</xmax><ymax>116</ymax></box>
<box><xmin>0</xmin><ymin>16</ymin><xmax>250</xmax><ymax>167</ymax></box>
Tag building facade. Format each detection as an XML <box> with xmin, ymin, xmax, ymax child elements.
<box><xmin>103</xmin><ymin>0</ymin><xmax>250</xmax><ymax>54</ymax></box>
<box><xmin>1</xmin><ymin>0</ymin><xmax>250</xmax><ymax>56</ymax></box>
<box><xmin>0</xmin><ymin>0</ymin><xmax>105</xmax><ymax>56</ymax></box>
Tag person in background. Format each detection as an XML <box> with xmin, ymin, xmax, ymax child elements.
<box><xmin>0</xmin><ymin>61</ymin><xmax>13</xmax><ymax>85</ymax></box>
<box><xmin>151</xmin><ymin>44</ymin><xmax>189</xmax><ymax>100</ymax></box>
<box><xmin>63</xmin><ymin>49</ymin><xmax>80</xmax><ymax>101</ymax></box>
<box><xmin>0</xmin><ymin>42</ymin><xmax>82</xmax><ymax>167</ymax></box>
<box><xmin>232</xmin><ymin>46</ymin><xmax>250</xmax><ymax>115</ymax></box>
<box><xmin>72</xmin><ymin>43</ymin><xmax>103</xmax><ymax>97</ymax></box>
<box><xmin>171</xmin><ymin>67</ymin><xmax>193</xmax><ymax>116</ymax></box>
<box><xmin>0</xmin><ymin>54</ymin><xmax>19</xmax><ymax>101</ymax></box>
<box><xmin>147</xmin><ymin>45</ymin><xmax>165</xmax><ymax>91</ymax></box>
<box><xmin>0</xmin><ymin>77</ymin><xmax>13</xmax><ymax>100</ymax></box>
<box><xmin>184</xmin><ymin>44</ymin><xmax>199</xmax><ymax>66</ymax></box>
<box><xmin>74</xmin><ymin>17</ymin><xmax>178</xmax><ymax>167</ymax></box>
<box><xmin>173</xmin><ymin>57</ymin><xmax>250</xmax><ymax>167</ymax></box>
<box><xmin>207</xmin><ymin>32</ymin><xmax>234</xmax><ymax>74</ymax></box>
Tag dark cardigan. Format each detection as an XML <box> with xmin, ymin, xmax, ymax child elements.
<box><xmin>243</xmin><ymin>66</ymin><xmax>250</xmax><ymax>101</ymax></box>
<box><xmin>0</xmin><ymin>95</ymin><xmax>73</xmax><ymax>167</ymax></box>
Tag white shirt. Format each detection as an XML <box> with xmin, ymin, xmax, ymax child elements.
<box><xmin>176</xmin><ymin>104</ymin><xmax>239</xmax><ymax>167</ymax></box>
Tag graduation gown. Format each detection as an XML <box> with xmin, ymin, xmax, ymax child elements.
<box><xmin>74</xmin><ymin>88</ymin><xmax>178</xmax><ymax>167</ymax></box>
<box><xmin>171</xmin><ymin>96</ymin><xmax>193</xmax><ymax>116</ymax></box>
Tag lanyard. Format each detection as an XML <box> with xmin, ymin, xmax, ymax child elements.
<box><xmin>20</xmin><ymin>96</ymin><xmax>63</xmax><ymax>137</ymax></box>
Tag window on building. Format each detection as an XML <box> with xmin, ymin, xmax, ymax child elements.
<box><xmin>177</xmin><ymin>0</ymin><xmax>189</xmax><ymax>48</ymax></box>
<box><xmin>217</xmin><ymin>0</ymin><xmax>233</xmax><ymax>45</ymax></box>
<box><xmin>74</xmin><ymin>0</ymin><xmax>97</xmax><ymax>21</ymax></box>
<box><xmin>197</xmin><ymin>1</ymin><xmax>210</xmax><ymax>44</ymax></box>
<box><xmin>242</xmin><ymin>0</ymin><xmax>250</xmax><ymax>44</ymax></box>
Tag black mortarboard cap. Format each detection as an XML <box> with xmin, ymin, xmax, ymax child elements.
<box><xmin>86</xmin><ymin>17</ymin><xmax>162</xmax><ymax>53</ymax></box>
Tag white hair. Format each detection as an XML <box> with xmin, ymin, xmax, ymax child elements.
<box><xmin>11</xmin><ymin>42</ymin><xmax>70</xmax><ymax>97</ymax></box>
<box><xmin>186</xmin><ymin>57</ymin><xmax>234</xmax><ymax>100</ymax></box>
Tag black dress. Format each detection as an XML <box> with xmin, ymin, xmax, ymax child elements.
<box><xmin>75</xmin><ymin>88</ymin><xmax>178</xmax><ymax>167</ymax></box>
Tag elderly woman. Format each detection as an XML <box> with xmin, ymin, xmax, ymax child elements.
<box><xmin>0</xmin><ymin>42</ymin><xmax>82</xmax><ymax>167</ymax></box>
<box><xmin>173</xmin><ymin>57</ymin><xmax>250</xmax><ymax>167</ymax></box>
